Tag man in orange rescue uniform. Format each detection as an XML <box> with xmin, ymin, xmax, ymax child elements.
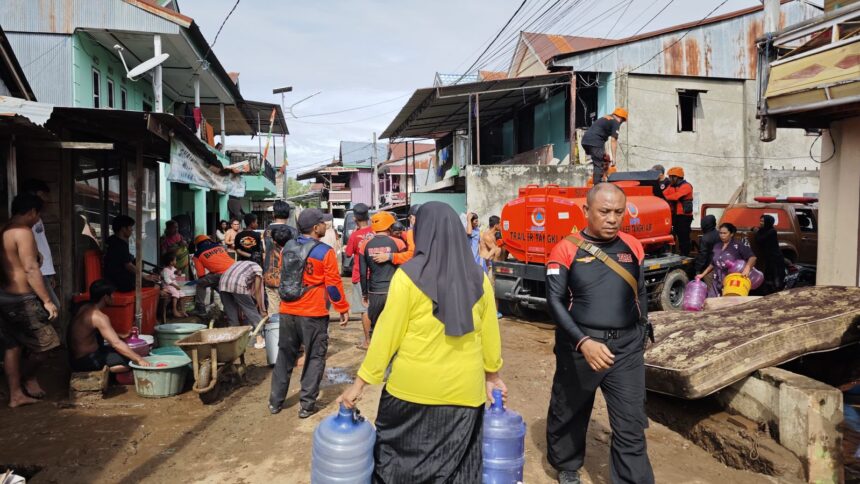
<box><xmin>269</xmin><ymin>209</ymin><xmax>350</xmax><ymax>418</ymax></box>
<box><xmin>192</xmin><ymin>235</ymin><xmax>236</xmax><ymax>314</ymax></box>
<box><xmin>662</xmin><ymin>166</ymin><xmax>694</xmax><ymax>256</ymax></box>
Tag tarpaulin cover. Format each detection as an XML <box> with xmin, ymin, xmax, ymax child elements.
<box><xmin>645</xmin><ymin>286</ymin><xmax>860</xmax><ymax>399</ymax></box>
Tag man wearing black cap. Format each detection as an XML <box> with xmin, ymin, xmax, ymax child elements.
<box><xmin>269</xmin><ymin>208</ymin><xmax>350</xmax><ymax>418</ymax></box>
<box><xmin>344</xmin><ymin>203</ymin><xmax>373</xmax><ymax>348</ymax></box>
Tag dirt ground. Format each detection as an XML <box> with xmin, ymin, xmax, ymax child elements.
<box><xmin>0</xmin><ymin>282</ymin><xmax>786</xmax><ymax>483</ymax></box>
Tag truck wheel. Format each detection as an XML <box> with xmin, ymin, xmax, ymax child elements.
<box><xmin>658</xmin><ymin>269</ymin><xmax>689</xmax><ymax>311</ymax></box>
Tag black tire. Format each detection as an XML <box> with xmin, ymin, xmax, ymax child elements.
<box><xmin>497</xmin><ymin>299</ymin><xmax>520</xmax><ymax>318</ymax></box>
<box><xmin>199</xmin><ymin>381</ymin><xmax>221</xmax><ymax>404</ymax></box>
<box><xmin>657</xmin><ymin>269</ymin><xmax>689</xmax><ymax>311</ymax></box>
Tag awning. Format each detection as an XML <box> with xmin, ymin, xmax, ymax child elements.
<box><xmin>765</xmin><ymin>37</ymin><xmax>860</xmax><ymax>113</ymax></box>
<box><xmin>380</xmin><ymin>72</ymin><xmax>572</xmax><ymax>140</ymax></box>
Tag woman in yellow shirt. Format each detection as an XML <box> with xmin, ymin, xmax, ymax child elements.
<box><xmin>339</xmin><ymin>202</ymin><xmax>507</xmax><ymax>483</ymax></box>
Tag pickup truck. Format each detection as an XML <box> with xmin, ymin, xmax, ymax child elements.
<box><xmin>692</xmin><ymin>197</ymin><xmax>818</xmax><ymax>265</ymax></box>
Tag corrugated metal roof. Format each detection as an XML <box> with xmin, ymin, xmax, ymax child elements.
<box><xmin>0</xmin><ymin>95</ymin><xmax>54</xmax><ymax>125</ymax></box>
<box><xmin>5</xmin><ymin>33</ymin><xmax>73</xmax><ymax>106</ymax></box>
<box><xmin>380</xmin><ymin>72</ymin><xmax>572</xmax><ymax>140</ymax></box>
<box><xmin>0</xmin><ymin>0</ymin><xmax>183</xmax><ymax>35</ymax></box>
<box><xmin>388</xmin><ymin>142</ymin><xmax>435</xmax><ymax>161</ymax></box>
<box><xmin>553</xmin><ymin>0</ymin><xmax>822</xmax><ymax>80</ymax></box>
<box><xmin>340</xmin><ymin>140</ymin><xmax>388</xmax><ymax>167</ymax></box>
<box><xmin>479</xmin><ymin>70</ymin><xmax>508</xmax><ymax>81</ymax></box>
<box><xmin>523</xmin><ymin>32</ymin><xmax>610</xmax><ymax>64</ymax></box>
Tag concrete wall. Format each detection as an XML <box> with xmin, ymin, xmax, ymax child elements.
<box><xmin>762</xmin><ymin>169</ymin><xmax>820</xmax><ymax>198</ymax></box>
<box><xmin>817</xmin><ymin>118</ymin><xmax>860</xmax><ymax>286</ymax></box>
<box><xmin>465</xmin><ymin>164</ymin><xmax>591</xmax><ymax>221</ymax></box>
<box><xmin>615</xmin><ymin>75</ymin><xmax>819</xmax><ymax>224</ymax></box>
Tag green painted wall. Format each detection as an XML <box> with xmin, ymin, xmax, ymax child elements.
<box><xmin>533</xmin><ymin>92</ymin><xmax>569</xmax><ymax>161</ymax></box>
<box><xmin>244</xmin><ymin>174</ymin><xmax>276</xmax><ymax>198</ymax></box>
<box><xmin>410</xmin><ymin>192</ymin><xmax>466</xmax><ymax>214</ymax></box>
<box><xmin>71</xmin><ymin>32</ymin><xmax>174</xmax><ymax>111</ymax></box>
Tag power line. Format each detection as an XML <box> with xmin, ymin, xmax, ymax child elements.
<box><xmin>455</xmin><ymin>0</ymin><xmax>531</xmax><ymax>84</ymax></box>
<box><xmin>290</xmin><ymin>108</ymin><xmax>401</xmax><ymax>126</ymax></box>
<box><xmin>290</xmin><ymin>93</ymin><xmax>410</xmax><ymax>119</ymax></box>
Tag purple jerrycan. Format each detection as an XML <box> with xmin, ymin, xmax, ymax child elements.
<box><xmin>682</xmin><ymin>279</ymin><xmax>708</xmax><ymax>311</ymax></box>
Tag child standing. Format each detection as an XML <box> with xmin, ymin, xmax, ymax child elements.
<box><xmin>161</xmin><ymin>253</ymin><xmax>188</xmax><ymax>318</ymax></box>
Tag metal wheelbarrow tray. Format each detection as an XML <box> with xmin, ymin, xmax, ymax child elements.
<box><xmin>175</xmin><ymin>325</ymin><xmax>253</xmax><ymax>403</ymax></box>
<box><xmin>645</xmin><ymin>286</ymin><xmax>860</xmax><ymax>399</ymax></box>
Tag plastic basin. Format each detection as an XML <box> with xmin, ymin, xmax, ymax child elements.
<box><xmin>129</xmin><ymin>355</ymin><xmax>191</xmax><ymax>398</ymax></box>
<box><xmin>155</xmin><ymin>323</ymin><xmax>206</xmax><ymax>348</ymax></box>
<box><xmin>151</xmin><ymin>346</ymin><xmax>192</xmax><ymax>370</ymax></box>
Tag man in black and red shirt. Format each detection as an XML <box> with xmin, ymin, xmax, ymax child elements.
<box><xmin>358</xmin><ymin>212</ymin><xmax>405</xmax><ymax>339</ymax></box>
<box><xmin>545</xmin><ymin>183</ymin><xmax>654</xmax><ymax>484</ymax></box>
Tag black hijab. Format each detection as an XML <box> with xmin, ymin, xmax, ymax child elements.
<box><xmin>401</xmin><ymin>202</ymin><xmax>485</xmax><ymax>336</ymax></box>
<box><xmin>755</xmin><ymin>215</ymin><xmax>776</xmax><ymax>245</ymax></box>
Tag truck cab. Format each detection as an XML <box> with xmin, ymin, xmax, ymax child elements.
<box><xmin>696</xmin><ymin>197</ymin><xmax>818</xmax><ymax>265</ymax></box>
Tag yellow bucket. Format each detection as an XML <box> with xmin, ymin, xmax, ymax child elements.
<box><xmin>722</xmin><ymin>273</ymin><xmax>751</xmax><ymax>297</ymax></box>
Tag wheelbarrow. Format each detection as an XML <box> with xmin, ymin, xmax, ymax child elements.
<box><xmin>175</xmin><ymin>317</ymin><xmax>269</xmax><ymax>404</ymax></box>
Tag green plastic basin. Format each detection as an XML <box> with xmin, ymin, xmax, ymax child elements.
<box><xmin>129</xmin><ymin>354</ymin><xmax>191</xmax><ymax>398</ymax></box>
<box><xmin>155</xmin><ymin>323</ymin><xmax>206</xmax><ymax>348</ymax></box>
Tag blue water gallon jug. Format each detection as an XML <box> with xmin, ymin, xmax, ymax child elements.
<box><xmin>311</xmin><ymin>404</ymin><xmax>376</xmax><ymax>484</ymax></box>
<box><xmin>483</xmin><ymin>389</ymin><xmax>526</xmax><ymax>484</ymax></box>
<box><xmin>682</xmin><ymin>279</ymin><xmax>708</xmax><ymax>311</ymax></box>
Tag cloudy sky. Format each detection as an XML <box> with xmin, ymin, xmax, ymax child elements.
<box><xmin>179</xmin><ymin>0</ymin><xmax>822</xmax><ymax>176</ymax></box>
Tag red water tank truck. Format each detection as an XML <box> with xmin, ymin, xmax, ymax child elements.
<box><xmin>492</xmin><ymin>172</ymin><xmax>695</xmax><ymax>316</ymax></box>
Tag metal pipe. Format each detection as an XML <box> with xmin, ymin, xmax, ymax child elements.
<box><xmin>134</xmin><ymin>146</ymin><xmax>143</xmax><ymax>329</ymax></box>
<box><xmin>219</xmin><ymin>103</ymin><xmax>226</xmax><ymax>149</ymax></box>
<box><xmin>765</xmin><ymin>92</ymin><xmax>860</xmax><ymax>115</ymax></box>
<box><xmin>153</xmin><ymin>35</ymin><xmax>163</xmax><ymax>113</ymax></box>
<box><xmin>476</xmin><ymin>94</ymin><xmax>481</xmax><ymax>166</ymax></box>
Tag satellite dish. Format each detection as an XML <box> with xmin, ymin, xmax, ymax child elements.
<box><xmin>114</xmin><ymin>45</ymin><xmax>170</xmax><ymax>81</ymax></box>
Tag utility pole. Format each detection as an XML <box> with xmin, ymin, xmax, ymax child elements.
<box><xmin>372</xmin><ymin>133</ymin><xmax>379</xmax><ymax>209</ymax></box>
<box><xmin>764</xmin><ymin>0</ymin><xmax>780</xmax><ymax>34</ymax></box>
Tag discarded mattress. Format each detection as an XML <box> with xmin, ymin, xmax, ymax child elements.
<box><xmin>645</xmin><ymin>286</ymin><xmax>860</xmax><ymax>399</ymax></box>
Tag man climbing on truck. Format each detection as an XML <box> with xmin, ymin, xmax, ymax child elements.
<box><xmin>580</xmin><ymin>107</ymin><xmax>627</xmax><ymax>184</ymax></box>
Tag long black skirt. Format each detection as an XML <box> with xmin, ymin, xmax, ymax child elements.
<box><xmin>373</xmin><ymin>388</ymin><xmax>484</xmax><ymax>484</ymax></box>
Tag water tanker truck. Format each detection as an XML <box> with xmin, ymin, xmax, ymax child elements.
<box><xmin>493</xmin><ymin>172</ymin><xmax>694</xmax><ymax>316</ymax></box>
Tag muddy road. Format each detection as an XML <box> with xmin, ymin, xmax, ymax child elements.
<box><xmin>0</xmin><ymin>286</ymin><xmax>783</xmax><ymax>483</ymax></box>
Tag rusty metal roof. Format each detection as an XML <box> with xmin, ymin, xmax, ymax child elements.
<box><xmin>522</xmin><ymin>32</ymin><xmax>610</xmax><ymax>64</ymax></box>
<box><xmin>388</xmin><ymin>142</ymin><xmax>435</xmax><ymax>161</ymax></box>
<box><xmin>552</xmin><ymin>0</ymin><xmax>822</xmax><ymax>80</ymax></box>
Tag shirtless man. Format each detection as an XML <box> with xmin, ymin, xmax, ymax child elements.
<box><xmin>0</xmin><ymin>193</ymin><xmax>60</xmax><ymax>407</ymax></box>
<box><xmin>69</xmin><ymin>279</ymin><xmax>150</xmax><ymax>373</ymax></box>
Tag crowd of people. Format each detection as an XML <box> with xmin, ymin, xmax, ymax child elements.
<box><xmin>0</xmin><ymin>140</ymin><xmax>796</xmax><ymax>483</ymax></box>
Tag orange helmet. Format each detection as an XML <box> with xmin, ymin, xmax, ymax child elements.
<box><xmin>667</xmin><ymin>167</ymin><xmax>685</xmax><ymax>178</ymax></box>
<box><xmin>371</xmin><ymin>212</ymin><xmax>396</xmax><ymax>232</ymax></box>
<box><xmin>612</xmin><ymin>107</ymin><xmax>628</xmax><ymax>120</ymax></box>
<box><xmin>194</xmin><ymin>234</ymin><xmax>211</xmax><ymax>245</ymax></box>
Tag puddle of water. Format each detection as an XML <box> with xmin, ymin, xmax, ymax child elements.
<box><xmin>320</xmin><ymin>367</ymin><xmax>354</xmax><ymax>387</ymax></box>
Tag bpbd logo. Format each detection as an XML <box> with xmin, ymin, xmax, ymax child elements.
<box><xmin>530</xmin><ymin>207</ymin><xmax>546</xmax><ymax>231</ymax></box>
<box><xmin>627</xmin><ymin>202</ymin><xmax>641</xmax><ymax>225</ymax></box>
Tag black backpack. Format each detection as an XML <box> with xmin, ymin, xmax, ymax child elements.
<box><xmin>278</xmin><ymin>239</ymin><xmax>322</xmax><ymax>302</ymax></box>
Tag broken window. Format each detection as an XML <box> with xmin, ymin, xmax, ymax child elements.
<box><xmin>677</xmin><ymin>89</ymin><xmax>705</xmax><ymax>133</ymax></box>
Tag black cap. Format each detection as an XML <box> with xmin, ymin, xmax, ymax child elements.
<box><xmin>353</xmin><ymin>203</ymin><xmax>370</xmax><ymax>221</ymax></box>
<box><xmin>408</xmin><ymin>204</ymin><xmax>421</xmax><ymax>217</ymax></box>
<box><xmin>298</xmin><ymin>208</ymin><xmax>332</xmax><ymax>233</ymax></box>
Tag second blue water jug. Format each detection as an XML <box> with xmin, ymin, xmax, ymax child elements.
<box><xmin>483</xmin><ymin>389</ymin><xmax>526</xmax><ymax>484</ymax></box>
<box><xmin>311</xmin><ymin>404</ymin><xmax>376</xmax><ymax>484</ymax></box>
